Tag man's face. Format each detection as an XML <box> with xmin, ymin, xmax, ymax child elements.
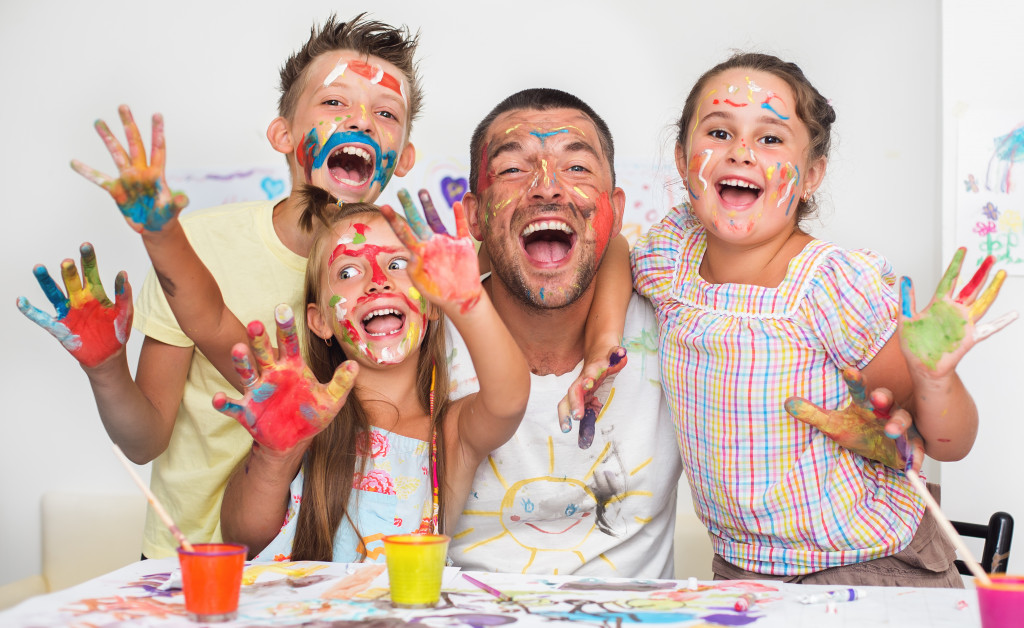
<box><xmin>464</xmin><ymin>108</ymin><xmax>624</xmax><ymax>309</ymax></box>
<box><xmin>275</xmin><ymin>50</ymin><xmax>416</xmax><ymax>203</ymax></box>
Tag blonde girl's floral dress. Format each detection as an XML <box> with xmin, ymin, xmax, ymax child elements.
<box><xmin>254</xmin><ymin>426</ymin><xmax>433</xmax><ymax>562</ymax></box>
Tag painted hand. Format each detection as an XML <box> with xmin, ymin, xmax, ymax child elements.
<box><xmin>557</xmin><ymin>347</ymin><xmax>628</xmax><ymax>449</ymax></box>
<box><xmin>212</xmin><ymin>304</ymin><xmax>359</xmax><ymax>451</ymax></box>
<box><xmin>899</xmin><ymin>248</ymin><xmax>1017</xmax><ymax>376</ymax></box>
<box><xmin>380</xmin><ymin>189</ymin><xmax>482</xmax><ymax>314</ymax></box>
<box><xmin>16</xmin><ymin>243</ymin><xmax>132</xmax><ymax>368</ymax></box>
<box><xmin>71</xmin><ymin>105</ymin><xmax>189</xmax><ymax>232</ymax></box>
<box><xmin>785</xmin><ymin>368</ymin><xmax>923</xmax><ymax>471</ymax></box>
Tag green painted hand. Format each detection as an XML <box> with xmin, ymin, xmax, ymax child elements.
<box><xmin>71</xmin><ymin>105</ymin><xmax>189</xmax><ymax>232</ymax></box>
<box><xmin>785</xmin><ymin>368</ymin><xmax>922</xmax><ymax>471</ymax></box>
<box><xmin>899</xmin><ymin>248</ymin><xmax>1017</xmax><ymax>376</ymax></box>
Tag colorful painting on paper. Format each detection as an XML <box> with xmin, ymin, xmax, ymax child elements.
<box><xmin>956</xmin><ymin>110</ymin><xmax>1024</xmax><ymax>275</ymax></box>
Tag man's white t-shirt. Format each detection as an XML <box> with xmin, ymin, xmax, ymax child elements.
<box><xmin>445</xmin><ymin>294</ymin><xmax>682</xmax><ymax>577</ymax></box>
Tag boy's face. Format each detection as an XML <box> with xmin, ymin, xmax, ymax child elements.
<box><xmin>274</xmin><ymin>51</ymin><xmax>416</xmax><ymax>203</ymax></box>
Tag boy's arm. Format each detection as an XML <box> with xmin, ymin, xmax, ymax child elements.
<box><xmin>557</xmin><ymin>233</ymin><xmax>631</xmax><ymax>446</ymax></box>
<box><xmin>382</xmin><ymin>191</ymin><xmax>530</xmax><ymax>460</ymax></box>
<box><xmin>72</xmin><ymin>105</ymin><xmax>248</xmax><ymax>391</ymax></box>
<box><xmin>16</xmin><ymin>244</ymin><xmax>187</xmax><ymax>463</ymax></box>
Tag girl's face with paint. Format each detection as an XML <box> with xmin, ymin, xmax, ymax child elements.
<box><xmin>281</xmin><ymin>51</ymin><xmax>416</xmax><ymax>203</ymax></box>
<box><xmin>677</xmin><ymin>68</ymin><xmax>825</xmax><ymax>244</ymax></box>
<box><xmin>310</xmin><ymin>214</ymin><xmax>429</xmax><ymax>367</ymax></box>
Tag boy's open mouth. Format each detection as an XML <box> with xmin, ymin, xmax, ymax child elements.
<box><xmin>521</xmin><ymin>220</ymin><xmax>577</xmax><ymax>264</ymax></box>
<box><xmin>328</xmin><ymin>144</ymin><xmax>376</xmax><ymax>188</ymax></box>
<box><xmin>716</xmin><ymin>178</ymin><xmax>763</xmax><ymax>208</ymax></box>
<box><xmin>362</xmin><ymin>307</ymin><xmax>405</xmax><ymax>337</ymax></box>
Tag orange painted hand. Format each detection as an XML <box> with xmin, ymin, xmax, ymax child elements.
<box><xmin>899</xmin><ymin>248</ymin><xmax>1017</xmax><ymax>377</ymax></box>
<box><xmin>557</xmin><ymin>347</ymin><xmax>628</xmax><ymax>449</ymax></box>
<box><xmin>71</xmin><ymin>104</ymin><xmax>189</xmax><ymax>232</ymax></box>
<box><xmin>16</xmin><ymin>243</ymin><xmax>132</xmax><ymax>368</ymax></box>
<box><xmin>213</xmin><ymin>304</ymin><xmax>359</xmax><ymax>451</ymax></box>
<box><xmin>380</xmin><ymin>189</ymin><xmax>482</xmax><ymax>314</ymax></box>
<box><xmin>785</xmin><ymin>368</ymin><xmax>923</xmax><ymax>471</ymax></box>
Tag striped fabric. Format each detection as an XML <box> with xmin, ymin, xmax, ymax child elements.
<box><xmin>631</xmin><ymin>206</ymin><xmax>925</xmax><ymax>575</ymax></box>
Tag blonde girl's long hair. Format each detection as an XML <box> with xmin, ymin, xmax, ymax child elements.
<box><xmin>290</xmin><ymin>186</ymin><xmax>451</xmax><ymax>562</ymax></box>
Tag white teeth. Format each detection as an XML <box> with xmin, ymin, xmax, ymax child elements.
<box><xmin>719</xmin><ymin>178</ymin><xmax>762</xmax><ymax>191</ymax></box>
<box><xmin>362</xmin><ymin>308</ymin><xmax>401</xmax><ymax>323</ymax></box>
<box><xmin>521</xmin><ymin>221</ymin><xmax>574</xmax><ymax>238</ymax></box>
<box><xmin>341</xmin><ymin>146</ymin><xmax>372</xmax><ymax>162</ymax></box>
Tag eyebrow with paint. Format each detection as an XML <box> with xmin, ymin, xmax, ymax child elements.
<box><xmin>700</xmin><ymin>110</ymin><xmax>794</xmax><ymax>130</ymax></box>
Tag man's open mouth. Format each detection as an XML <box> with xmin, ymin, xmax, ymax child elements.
<box><xmin>361</xmin><ymin>307</ymin><xmax>405</xmax><ymax>337</ymax></box>
<box><xmin>328</xmin><ymin>144</ymin><xmax>376</xmax><ymax>187</ymax></box>
<box><xmin>520</xmin><ymin>220</ymin><xmax>577</xmax><ymax>264</ymax></box>
<box><xmin>716</xmin><ymin>178</ymin><xmax>763</xmax><ymax>208</ymax></box>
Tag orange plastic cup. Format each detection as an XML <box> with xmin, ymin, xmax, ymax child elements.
<box><xmin>383</xmin><ymin>533</ymin><xmax>450</xmax><ymax>607</ymax></box>
<box><xmin>177</xmin><ymin>543</ymin><xmax>248</xmax><ymax>622</ymax></box>
<box><xmin>976</xmin><ymin>574</ymin><xmax>1024</xmax><ymax>628</ymax></box>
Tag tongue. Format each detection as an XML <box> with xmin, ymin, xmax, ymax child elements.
<box><xmin>720</xmin><ymin>186</ymin><xmax>759</xmax><ymax>206</ymax></box>
<box><xmin>364</xmin><ymin>314</ymin><xmax>403</xmax><ymax>335</ymax></box>
<box><xmin>525</xmin><ymin>239</ymin><xmax>571</xmax><ymax>263</ymax></box>
<box><xmin>331</xmin><ymin>165</ymin><xmax>366</xmax><ymax>185</ymax></box>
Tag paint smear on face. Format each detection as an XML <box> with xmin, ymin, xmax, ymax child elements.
<box><xmin>775</xmin><ymin>163</ymin><xmax>800</xmax><ymax>214</ymax></box>
<box><xmin>761</xmin><ymin>93</ymin><xmax>790</xmax><ymax>120</ymax></box>
<box><xmin>530</xmin><ymin>128</ymin><xmax>569</xmax><ymax>145</ymax></box>
<box><xmin>687</xmin><ymin>149</ymin><xmax>713</xmax><ymax>200</ymax></box>
<box><xmin>321</xmin><ymin>57</ymin><xmax>407</xmax><ymax>108</ymax></box>
<box><xmin>477</xmin><ymin>141</ymin><xmax>492</xmax><ymax>193</ymax></box>
<box><xmin>745</xmin><ymin>76</ymin><xmax>763</xmax><ymax>103</ymax></box>
<box><xmin>296</xmin><ymin>129</ymin><xmax>398</xmax><ymax>195</ymax></box>
<box><xmin>591</xmin><ymin>192</ymin><xmax>615</xmax><ymax>260</ymax></box>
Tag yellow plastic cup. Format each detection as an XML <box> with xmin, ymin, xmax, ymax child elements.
<box><xmin>382</xmin><ymin>533</ymin><xmax>450</xmax><ymax>607</ymax></box>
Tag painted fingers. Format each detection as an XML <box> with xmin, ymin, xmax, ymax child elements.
<box><xmin>556</xmin><ymin>347</ymin><xmax>627</xmax><ymax>449</ymax></box>
<box><xmin>16</xmin><ymin>243</ymin><xmax>131</xmax><ymax>367</ymax></box>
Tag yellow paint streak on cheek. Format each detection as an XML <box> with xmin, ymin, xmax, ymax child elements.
<box><xmin>360</xmin><ymin>104</ymin><xmax>367</xmax><ymax>120</ymax></box>
<box><xmin>766</xmin><ymin>165</ymin><xmax>776</xmax><ymax>181</ymax></box>
<box><xmin>573</xmin><ymin>186</ymin><xmax>590</xmax><ymax>199</ymax></box>
<box><xmin>408</xmin><ymin>286</ymin><xmax>421</xmax><ymax>301</ymax></box>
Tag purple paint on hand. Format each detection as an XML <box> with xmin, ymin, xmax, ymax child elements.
<box><xmin>578</xmin><ymin>407</ymin><xmax>596</xmax><ymax>449</ymax></box>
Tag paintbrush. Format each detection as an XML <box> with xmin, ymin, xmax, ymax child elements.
<box><xmin>462</xmin><ymin>573</ymin><xmax>513</xmax><ymax>602</ymax></box>
<box><xmin>905</xmin><ymin>469</ymin><xmax>990</xmax><ymax>586</ymax></box>
<box><xmin>112</xmin><ymin>444</ymin><xmax>195</xmax><ymax>552</ymax></box>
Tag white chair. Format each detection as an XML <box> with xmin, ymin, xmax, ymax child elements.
<box><xmin>0</xmin><ymin>491</ymin><xmax>147</xmax><ymax>609</ymax></box>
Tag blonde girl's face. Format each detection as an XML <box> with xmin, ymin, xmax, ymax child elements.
<box><xmin>677</xmin><ymin>68</ymin><xmax>826</xmax><ymax>243</ymax></box>
<box><xmin>311</xmin><ymin>214</ymin><xmax>429</xmax><ymax>367</ymax></box>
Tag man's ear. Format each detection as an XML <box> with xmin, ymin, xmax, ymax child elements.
<box><xmin>462</xmin><ymin>192</ymin><xmax>484</xmax><ymax>241</ymax></box>
<box><xmin>267</xmin><ymin>117</ymin><xmax>295</xmax><ymax>155</ymax></box>
<box><xmin>610</xmin><ymin>186</ymin><xmax>626</xmax><ymax>237</ymax></box>
<box><xmin>393</xmin><ymin>141</ymin><xmax>417</xmax><ymax>177</ymax></box>
<box><xmin>307</xmin><ymin>302</ymin><xmax>333</xmax><ymax>342</ymax></box>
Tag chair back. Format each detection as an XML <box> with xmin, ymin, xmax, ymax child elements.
<box><xmin>952</xmin><ymin>511</ymin><xmax>1014</xmax><ymax>575</ymax></box>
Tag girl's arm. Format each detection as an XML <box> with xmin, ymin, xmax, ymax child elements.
<box><xmin>16</xmin><ymin>244</ymin><xmax>188</xmax><ymax>463</ymax></box>
<box><xmin>882</xmin><ymin>248</ymin><xmax>1016</xmax><ymax>460</ymax></box>
<box><xmin>72</xmin><ymin>105</ymin><xmax>249</xmax><ymax>390</ymax></box>
<box><xmin>218</xmin><ymin>309</ymin><xmax>358</xmax><ymax>555</ymax></box>
<box><xmin>382</xmin><ymin>190</ymin><xmax>530</xmax><ymax>459</ymax></box>
<box><xmin>557</xmin><ymin>234</ymin><xmax>631</xmax><ymax>445</ymax></box>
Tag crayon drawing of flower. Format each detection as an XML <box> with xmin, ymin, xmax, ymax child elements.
<box><xmin>999</xmin><ymin>209</ymin><xmax>1022</xmax><ymax>233</ymax></box>
<box><xmin>973</xmin><ymin>221</ymin><xmax>998</xmax><ymax>236</ymax></box>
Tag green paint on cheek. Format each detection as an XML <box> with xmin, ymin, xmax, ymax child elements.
<box><xmin>329</xmin><ymin>295</ymin><xmax>341</xmax><ymax>307</ymax></box>
<box><xmin>353</xmin><ymin>233</ymin><xmax>366</xmax><ymax>244</ymax></box>
<box><xmin>902</xmin><ymin>301</ymin><xmax>966</xmax><ymax>369</ymax></box>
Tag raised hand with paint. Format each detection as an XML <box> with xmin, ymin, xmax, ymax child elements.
<box><xmin>630</xmin><ymin>52</ymin><xmax>1004</xmax><ymax>587</ymax></box>
<box><xmin>213</xmin><ymin>306</ymin><xmax>358</xmax><ymax>451</ymax></box>
<box><xmin>221</xmin><ymin>190</ymin><xmax>529</xmax><ymax>562</ymax></box>
<box><xmin>71</xmin><ymin>105</ymin><xmax>189</xmax><ymax>233</ymax></box>
<box><xmin>17</xmin><ymin>243</ymin><xmax>132</xmax><ymax>368</ymax></box>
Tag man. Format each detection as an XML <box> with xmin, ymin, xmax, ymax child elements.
<box><xmin>444</xmin><ymin>89</ymin><xmax>682</xmax><ymax>577</ymax></box>
<box><xmin>20</xmin><ymin>13</ymin><xmax>422</xmax><ymax>559</ymax></box>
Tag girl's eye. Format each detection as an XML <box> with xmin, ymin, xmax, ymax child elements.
<box><xmin>760</xmin><ymin>135</ymin><xmax>782</xmax><ymax>145</ymax></box>
<box><xmin>388</xmin><ymin>258</ymin><xmax>409</xmax><ymax>271</ymax></box>
<box><xmin>710</xmin><ymin>129</ymin><xmax>731</xmax><ymax>140</ymax></box>
<box><xmin>338</xmin><ymin>265</ymin><xmax>362</xmax><ymax>280</ymax></box>
<box><xmin>324</xmin><ymin>99</ymin><xmax>343</xmax><ymax>107</ymax></box>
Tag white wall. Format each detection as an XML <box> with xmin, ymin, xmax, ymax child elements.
<box><xmin>1</xmin><ymin>0</ymin><xmax>946</xmax><ymax>585</ymax></box>
<box><xmin>941</xmin><ymin>0</ymin><xmax>1024</xmax><ymax>570</ymax></box>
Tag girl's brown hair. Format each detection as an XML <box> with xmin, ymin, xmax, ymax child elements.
<box><xmin>676</xmin><ymin>52</ymin><xmax>836</xmax><ymax>223</ymax></box>
<box><xmin>289</xmin><ymin>186</ymin><xmax>450</xmax><ymax>561</ymax></box>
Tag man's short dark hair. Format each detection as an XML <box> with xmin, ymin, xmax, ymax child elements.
<box><xmin>468</xmin><ymin>88</ymin><xmax>615</xmax><ymax>194</ymax></box>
